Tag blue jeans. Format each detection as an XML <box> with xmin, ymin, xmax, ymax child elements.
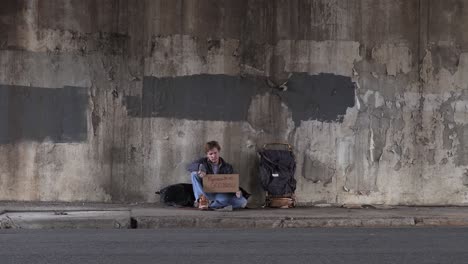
<box><xmin>190</xmin><ymin>172</ymin><xmax>247</xmax><ymax>209</ymax></box>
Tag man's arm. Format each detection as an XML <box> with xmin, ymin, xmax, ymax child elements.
<box><xmin>187</xmin><ymin>158</ymin><xmax>203</xmax><ymax>172</ymax></box>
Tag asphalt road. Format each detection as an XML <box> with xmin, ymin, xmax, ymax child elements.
<box><xmin>1</xmin><ymin>228</ymin><xmax>468</xmax><ymax>264</ymax></box>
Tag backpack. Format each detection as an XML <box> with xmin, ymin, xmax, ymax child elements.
<box><xmin>156</xmin><ymin>183</ymin><xmax>195</xmax><ymax>207</ymax></box>
<box><xmin>258</xmin><ymin>143</ymin><xmax>297</xmax><ymax>208</ymax></box>
<box><xmin>156</xmin><ymin>183</ymin><xmax>251</xmax><ymax>207</ymax></box>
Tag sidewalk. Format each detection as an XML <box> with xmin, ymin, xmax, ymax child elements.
<box><xmin>1</xmin><ymin>202</ymin><xmax>468</xmax><ymax>229</ymax></box>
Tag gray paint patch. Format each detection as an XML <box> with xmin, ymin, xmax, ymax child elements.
<box><xmin>283</xmin><ymin>73</ymin><xmax>356</xmax><ymax>125</ymax></box>
<box><xmin>126</xmin><ymin>74</ymin><xmax>355</xmax><ymax>125</ymax></box>
<box><xmin>0</xmin><ymin>85</ymin><xmax>88</xmax><ymax>144</ymax></box>
<box><xmin>127</xmin><ymin>75</ymin><xmax>263</xmax><ymax>121</ymax></box>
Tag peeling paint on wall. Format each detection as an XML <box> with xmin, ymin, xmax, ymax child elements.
<box><xmin>302</xmin><ymin>155</ymin><xmax>336</xmax><ymax>186</ymax></box>
<box><xmin>452</xmin><ymin>100</ymin><xmax>468</xmax><ymax>125</ymax></box>
<box><xmin>463</xmin><ymin>170</ymin><xmax>468</xmax><ymax>186</ymax></box>
<box><xmin>144</xmin><ymin>35</ymin><xmax>241</xmax><ymax>77</ymax></box>
<box><xmin>275</xmin><ymin>40</ymin><xmax>361</xmax><ymax>77</ymax></box>
<box><xmin>372</xmin><ymin>43</ymin><xmax>412</xmax><ymax>76</ymax></box>
<box><xmin>0</xmin><ymin>51</ymin><xmax>92</xmax><ymax>88</ymax></box>
<box><xmin>454</xmin><ymin>53</ymin><xmax>468</xmax><ymax>89</ymax></box>
<box><xmin>143</xmin><ymin>37</ymin><xmax>362</xmax><ymax>78</ymax></box>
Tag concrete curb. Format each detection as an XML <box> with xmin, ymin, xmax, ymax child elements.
<box><xmin>414</xmin><ymin>217</ymin><xmax>468</xmax><ymax>227</ymax></box>
<box><xmin>17</xmin><ymin>219</ymin><xmax>129</xmax><ymax>229</ymax></box>
<box><xmin>1</xmin><ymin>206</ymin><xmax>468</xmax><ymax>229</ymax></box>
<box><xmin>132</xmin><ymin>216</ymin><xmax>468</xmax><ymax>229</ymax></box>
<box><xmin>1</xmin><ymin>211</ymin><xmax>131</xmax><ymax>229</ymax></box>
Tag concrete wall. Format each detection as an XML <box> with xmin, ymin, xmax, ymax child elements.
<box><xmin>1</xmin><ymin>0</ymin><xmax>468</xmax><ymax>205</ymax></box>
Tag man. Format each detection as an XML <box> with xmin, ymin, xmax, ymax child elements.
<box><xmin>187</xmin><ymin>141</ymin><xmax>247</xmax><ymax>210</ymax></box>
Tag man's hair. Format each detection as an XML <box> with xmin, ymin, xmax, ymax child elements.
<box><xmin>205</xmin><ymin>141</ymin><xmax>221</xmax><ymax>153</ymax></box>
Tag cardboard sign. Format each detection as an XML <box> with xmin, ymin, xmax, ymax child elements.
<box><xmin>203</xmin><ymin>174</ymin><xmax>239</xmax><ymax>193</ymax></box>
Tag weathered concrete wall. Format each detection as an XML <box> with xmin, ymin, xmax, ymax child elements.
<box><xmin>1</xmin><ymin>0</ymin><xmax>468</xmax><ymax>205</ymax></box>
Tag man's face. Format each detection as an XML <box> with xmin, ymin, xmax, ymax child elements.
<box><xmin>206</xmin><ymin>148</ymin><xmax>220</xmax><ymax>164</ymax></box>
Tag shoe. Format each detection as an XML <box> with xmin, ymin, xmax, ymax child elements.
<box><xmin>240</xmin><ymin>201</ymin><xmax>248</xmax><ymax>209</ymax></box>
<box><xmin>198</xmin><ymin>195</ymin><xmax>209</xmax><ymax>210</ymax></box>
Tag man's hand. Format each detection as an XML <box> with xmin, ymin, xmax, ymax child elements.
<box><xmin>235</xmin><ymin>191</ymin><xmax>241</xmax><ymax>198</ymax></box>
<box><xmin>198</xmin><ymin>170</ymin><xmax>206</xmax><ymax>178</ymax></box>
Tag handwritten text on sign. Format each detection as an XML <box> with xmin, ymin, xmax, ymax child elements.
<box><xmin>203</xmin><ymin>174</ymin><xmax>239</xmax><ymax>193</ymax></box>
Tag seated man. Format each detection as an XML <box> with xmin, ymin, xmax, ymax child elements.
<box><xmin>187</xmin><ymin>141</ymin><xmax>248</xmax><ymax>210</ymax></box>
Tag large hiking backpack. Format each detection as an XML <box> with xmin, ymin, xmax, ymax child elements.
<box><xmin>258</xmin><ymin>143</ymin><xmax>297</xmax><ymax>208</ymax></box>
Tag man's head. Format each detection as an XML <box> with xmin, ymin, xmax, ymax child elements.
<box><xmin>204</xmin><ymin>141</ymin><xmax>221</xmax><ymax>164</ymax></box>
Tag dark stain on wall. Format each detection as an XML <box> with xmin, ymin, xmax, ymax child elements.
<box><xmin>0</xmin><ymin>85</ymin><xmax>88</xmax><ymax>144</ymax></box>
<box><xmin>125</xmin><ymin>73</ymin><xmax>355</xmax><ymax>125</ymax></box>
<box><xmin>0</xmin><ymin>0</ymin><xmax>23</xmax><ymax>16</ymax></box>
<box><xmin>0</xmin><ymin>0</ymin><xmax>25</xmax><ymax>48</ymax></box>
<box><xmin>430</xmin><ymin>45</ymin><xmax>461</xmax><ymax>75</ymax></box>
